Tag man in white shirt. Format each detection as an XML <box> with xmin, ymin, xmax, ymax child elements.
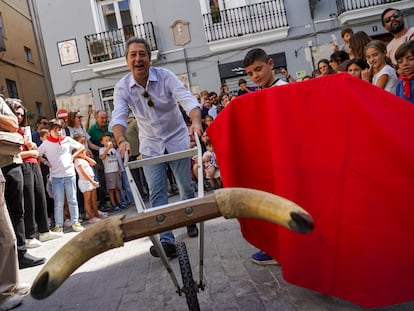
<box><xmin>110</xmin><ymin>37</ymin><xmax>203</xmax><ymax>258</ymax></box>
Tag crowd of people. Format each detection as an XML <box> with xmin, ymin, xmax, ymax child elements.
<box><xmin>1</xmin><ymin>6</ymin><xmax>413</xmax><ymax>310</ymax></box>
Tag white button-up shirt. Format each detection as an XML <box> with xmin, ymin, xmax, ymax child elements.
<box><xmin>110</xmin><ymin>67</ymin><xmax>200</xmax><ymax>157</ymax></box>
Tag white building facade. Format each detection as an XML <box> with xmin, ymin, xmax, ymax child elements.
<box><xmin>31</xmin><ymin>0</ymin><xmax>413</xmax><ymax>115</ymax></box>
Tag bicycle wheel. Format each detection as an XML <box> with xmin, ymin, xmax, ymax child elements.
<box><xmin>176</xmin><ymin>241</ymin><xmax>200</xmax><ymax>311</ymax></box>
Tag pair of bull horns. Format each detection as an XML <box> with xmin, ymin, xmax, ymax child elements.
<box><xmin>31</xmin><ymin>187</ymin><xmax>314</xmax><ymax>300</ymax></box>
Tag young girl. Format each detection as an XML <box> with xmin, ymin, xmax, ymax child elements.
<box><xmin>73</xmin><ymin>134</ymin><xmax>107</xmax><ymax>223</ymax></box>
<box><xmin>202</xmin><ymin>140</ymin><xmax>222</xmax><ymax>190</ymax></box>
<box><xmin>346</xmin><ymin>58</ymin><xmax>370</xmax><ymax>79</ymax></box>
<box><xmin>363</xmin><ymin>40</ymin><xmax>398</xmax><ymax>94</ymax></box>
<box><xmin>395</xmin><ymin>41</ymin><xmax>414</xmax><ymax>104</ymax></box>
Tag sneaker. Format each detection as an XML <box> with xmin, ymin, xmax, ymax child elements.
<box><xmin>112</xmin><ymin>206</ymin><xmax>121</xmax><ymax>212</ymax></box>
<box><xmin>88</xmin><ymin>217</ymin><xmax>100</xmax><ymax>223</ymax></box>
<box><xmin>120</xmin><ymin>204</ymin><xmax>128</xmax><ymax>209</ymax></box>
<box><xmin>25</xmin><ymin>238</ymin><xmax>42</xmax><ymax>248</ymax></box>
<box><xmin>51</xmin><ymin>226</ymin><xmax>63</xmax><ymax>234</ymax></box>
<box><xmin>38</xmin><ymin>231</ymin><xmax>63</xmax><ymax>242</ymax></box>
<box><xmin>187</xmin><ymin>224</ymin><xmax>199</xmax><ymax>238</ymax></box>
<box><xmin>64</xmin><ymin>219</ymin><xmax>72</xmax><ymax>227</ymax></box>
<box><xmin>0</xmin><ymin>295</ymin><xmax>24</xmax><ymax>310</ymax></box>
<box><xmin>71</xmin><ymin>222</ymin><xmax>84</xmax><ymax>232</ymax></box>
<box><xmin>97</xmin><ymin>211</ymin><xmax>108</xmax><ymax>218</ymax></box>
<box><xmin>150</xmin><ymin>242</ymin><xmax>177</xmax><ymax>258</ymax></box>
<box><xmin>251</xmin><ymin>251</ymin><xmax>279</xmax><ymax>266</ymax></box>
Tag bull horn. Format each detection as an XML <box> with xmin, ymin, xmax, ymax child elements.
<box><xmin>31</xmin><ymin>187</ymin><xmax>313</xmax><ymax>300</ymax></box>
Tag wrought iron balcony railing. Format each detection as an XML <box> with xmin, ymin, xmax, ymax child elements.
<box><xmin>85</xmin><ymin>22</ymin><xmax>157</xmax><ymax>64</ymax></box>
<box><xmin>336</xmin><ymin>0</ymin><xmax>403</xmax><ymax>15</ymax></box>
<box><xmin>203</xmin><ymin>0</ymin><xmax>288</xmax><ymax>43</ymax></box>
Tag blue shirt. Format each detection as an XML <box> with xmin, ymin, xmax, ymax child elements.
<box><xmin>109</xmin><ymin>67</ymin><xmax>200</xmax><ymax>156</ymax></box>
<box><xmin>396</xmin><ymin>80</ymin><xmax>414</xmax><ymax>104</ymax></box>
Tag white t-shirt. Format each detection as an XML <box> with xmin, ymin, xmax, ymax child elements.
<box><xmin>99</xmin><ymin>147</ymin><xmax>122</xmax><ymax>174</ymax></box>
<box><xmin>387</xmin><ymin>27</ymin><xmax>414</xmax><ymax>65</ymax></box>
<box><xmin>38</xmin><ymin>137</ymin><xmax>83</xmax><ymax>178</ymax></box>
<box><xmin>372</xmin><ymin>64</ymin><xmax>398</xmax><ymax>94</ymax></box>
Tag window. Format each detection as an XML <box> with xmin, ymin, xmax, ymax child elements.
<box><xmin>98</xmin><ymin>0</ymin><xmax>133</xmax><ymax>38</ymax></box>
<box><xmin>24</xmin><ymin>47</ymin><xmax>33</xmax><ymax>62</ymax></box>
<box><xmin>6</xmin><ymin>79</ymin><xmax>18</xmax><ymax>99</ymax></box>
<box><xmin>36</xmin><ymin>101</ymin><xmax>42</xmax><ymax>116</ymax></box>
<box><xmin>100</xmin><ymin>87</ymin><xmax>114</xmax><ymax>119</ymax></box>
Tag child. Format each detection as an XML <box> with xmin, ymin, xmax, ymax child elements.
<box><xmin>395</xmin><ymin>40</ymin><xmax>414</xmax><ymax>104</ymax></box>
<box><xmin>73</xmin><ymin>134</ymin><xmax>107</xmax><ymax>223</ymax></box>
<box><xmin>99</xmin><ymin>133</ymin><xmax>124</xmax><ymax>212</ymax></box>
<box><xmin>37</xmin><ymin>119</ymin><xmax>85</xmax><ymax>233</ymax></box>
<box><xmin>333</xmin><ymin>28</ymin><xmax>353</xmax><ymax>54</ymax></box>
<box><xmin>243</xmin><ymin>47</ymin><xmax>287</xmax><ymax>265</ymax></box>
<box><xmin>243</xmin><ymin>48</ymin><xmax>288</xmax><ymax>88</ymax></box>
<box><xmin>346</xmin><ymin>58</ymin><xmax>369</xmax><ymax>79</ymax></box>
<box><xmin>202</xmin><ymin>140</ymin><xmax>222</xmax><ymax>190</ymax></box>
<box><xmin>362</xmin><ymin>40</ymin><xmax>398</xmax><ymax>94</ymax></box>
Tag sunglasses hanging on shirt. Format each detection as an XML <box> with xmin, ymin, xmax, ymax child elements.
<box><xmin>142</xmin><ymin>90</ymin><xmax>154</xmax><ymax>107</ymax></box>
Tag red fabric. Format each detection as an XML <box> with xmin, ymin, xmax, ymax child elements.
<box><xmin>47</xmin><ymin>135</ymin><xmax>64</xmax><ymax>145</ymax></box>
<box><xmin>207</xmin><ymin>74</ymin><xmax>414</xmax><ymax>307</ymax></box>
<box><xmin>400</xmin><ymin>73</ymin><xmax>414</xmax><ymax>99</ymax></box>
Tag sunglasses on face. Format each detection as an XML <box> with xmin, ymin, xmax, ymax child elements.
<box><xmin>76</xmin><ymin>115</ymin><xmax>83</xmax><ymax>119</ymax></box>
<box><xmin>142</xmin><ymin>90</ymin><xmax>154</xmax><ymax>107</ymax></box>
<box><xmin>41</xmin><ymin>121</ymin><xmax>48</xmax><ymax>125</ymax></box>
<box><xmin>15</xmin><ymin>112</ymin><xmax>25</xmax><ymax>117</ymax></box>
<box><xmin>383</xmin><ymin>11</ymin><xmax>402</xmax><ymax>24</ymax></box>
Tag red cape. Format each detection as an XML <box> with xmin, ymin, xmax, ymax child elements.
<box><xmin>207</xmin><ymin>74</ymin><xmax>414</xmax><ymax>307</ymax></box>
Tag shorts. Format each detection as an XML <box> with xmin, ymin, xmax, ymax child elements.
<box><xmin>205</xmin><ymin>166</ymin><xmax>220</xmax><ymax>179</ymax></box>
<box><xmin>78</xmin><ymin>179</ymin><xmax>97</xmax><ymax>193</ymax></box>
<box><xmin>105</xmin><ymin>172</ymin><xmax>121</xmax><ymax>190</ymax></box>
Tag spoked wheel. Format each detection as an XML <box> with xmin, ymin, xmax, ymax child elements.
<box><xmin>176</xmin><ymin>241</ymin><xmax>200</xmax><ymax>311</ymax></box>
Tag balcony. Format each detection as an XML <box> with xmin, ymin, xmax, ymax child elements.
<box><xmin>336</xmin><ymin>0</ymin><xmax>412</xmax><ymax>25</ymax></box>
<box><xmin>203</xmin><ymin>0</ymin><xmax>289</xmax><ymax>52</ymax></box>
<box><xmin>85</xmin><ymin>22</ymin><xmax>157</xmax><ymax>65</ymax></box>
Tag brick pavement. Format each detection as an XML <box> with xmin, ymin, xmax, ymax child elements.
<box><xmin>16</xmin><ymin>200</ymin><xmax>414</xmax><ymax>311</ymax></box>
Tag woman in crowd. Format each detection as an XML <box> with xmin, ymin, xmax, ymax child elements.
<box><xmin>7</xmin><ymin>99</ymin><xmax>62</xmax><ymax>248</ymax></box>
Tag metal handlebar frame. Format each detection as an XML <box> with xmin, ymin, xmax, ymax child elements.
<box><xmin>123</xmin><ymin>132</ymin><xmax>205</xmax><ymax>294</ymax></box>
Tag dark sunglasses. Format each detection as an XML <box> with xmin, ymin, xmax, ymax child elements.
<box><xmin>15</xmin><ymin>112</ymin><xmax>25</xmax><ymax>117</ymax></box>
<box><xmin>383</xmin><ymin>11</ymin><xmax>402</xmax><ymax>24</ymax></box>
<box><xmin>76</xmin><ymin>115</ymin><xmax>83</xmax><ymax>119</ymax></box>
<box><xmin>41</xmin><ymin>121</ymin><xmax>49</xmax><ymax>125</ymax></box>
<box><xmin>142</xmin><ymin>90</ymin><xmax>154</xmax><ymax>107</ymax></box>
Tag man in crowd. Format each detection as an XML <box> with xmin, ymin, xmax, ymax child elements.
<box><xmin>87</xmin><ymin>110</ymin><xmax>110</xmax><ymax>211</ymax></box>
<box><xmin>381</xmin><ymin>8</ymin><xmax>414</xmax><ymax>65</ymax></box>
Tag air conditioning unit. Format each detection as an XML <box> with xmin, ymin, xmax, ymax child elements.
<box><xmin>88</xmin><ymin>38</ymin><xmax>112</xmax><ymax>62</ymax></box>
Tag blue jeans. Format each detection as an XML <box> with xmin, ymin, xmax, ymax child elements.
<box><xmin>142</xmin><ymin>155</ymin><xmax>195</xmax><ymax>244</ymax></box>
<box><xmin>52</xmin><ymin>176</ymin><xmax>79</xmax><ymax>226</ymax></box>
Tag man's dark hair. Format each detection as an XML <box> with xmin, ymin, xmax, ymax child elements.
<box><xmin>36</xmin><ymin>116</ymin><xmax>48</xmax><ymax>125</ymax></box>
<box><xmin>243</xmin><ymin>48</ymin><xmax>270</xmax><ymax>68</ymax></box>
<box><xmin>125</xmin><ymin>37</ymin><xmax>151</xmax><ymax>57</ymax></box>
<box><xmin>381</xmin><ymin>8</ymin><xmax>401</xmax><ymax>26</ymax></box>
